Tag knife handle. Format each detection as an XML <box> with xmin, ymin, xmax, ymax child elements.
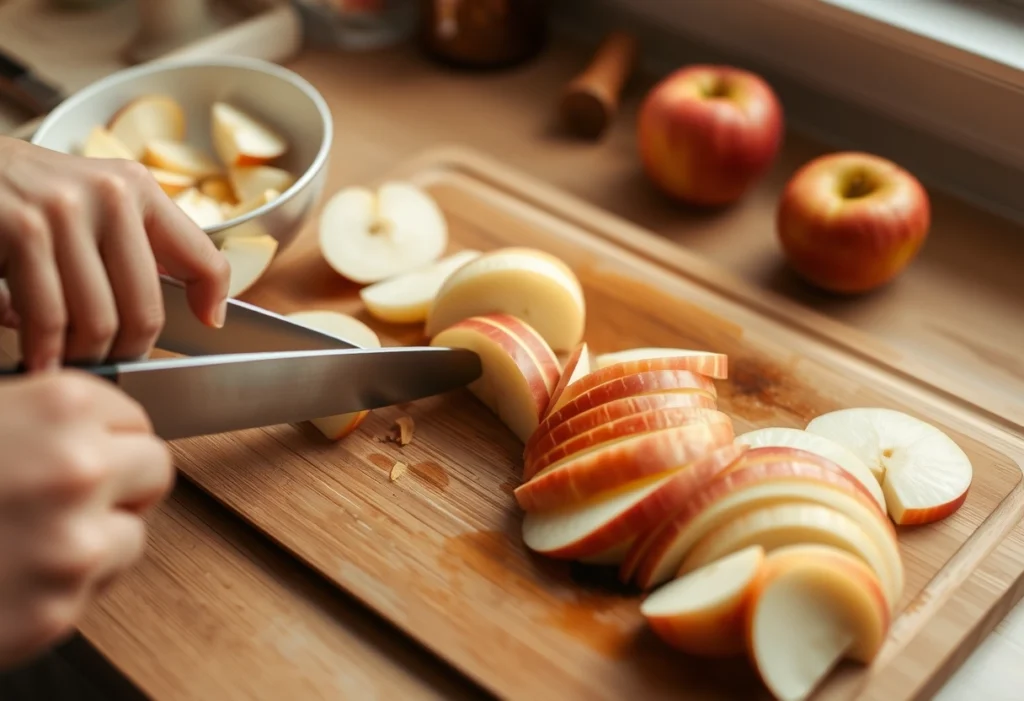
<box><xmin>0</xmin><ymin>362</ymin><xmax>119</xmax><ymax>382</ymax></box>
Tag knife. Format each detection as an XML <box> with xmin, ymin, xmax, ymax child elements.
<box><xmin>0</xmin><ymin>49</ymin><xmax>65</xmax><ymax>117</ymax></box>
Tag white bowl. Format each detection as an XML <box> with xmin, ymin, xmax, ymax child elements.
<box><xmin>31</xmin><ymin>56</ymin><xmax>333</xmax><ymax>252</ymax></box>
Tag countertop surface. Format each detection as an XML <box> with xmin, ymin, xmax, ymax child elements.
<box><xmin>3</xmin><ymin>35</ymin><xmax>1024</xmax><ymax>701</ymax></box>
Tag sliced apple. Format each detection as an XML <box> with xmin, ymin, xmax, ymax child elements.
<box><xmin>594</xmin><ymin>348</ymin><xmax>728</xmax><ymax>378</ymax></box>
<box><xmin>424</xmin><ymin>247</ymin><xmax>586</xmax><ymax>352</ymax></box>
<box><xmin>515</xmin><ymin>420</ymin><xmax>735</xmax><ymax>512</ymax></box>
<box><xmin>746</xmin><ymin>544</ymin><xmax>890</xmax><ymax>701</ymax></box>
<box><xmin>229</xmin><ymin>165</ymin><xmax>295</xmax><ymax>204</ymax></box>
<box><xmin>220</xmin><ymin>234</ymin><xmax>278</xmax><ymax>298</ymax></box>
<box><xmin>286</xmin><ymin>310</ymin><xmax>381</xmax><ymax>441</ymax></box>
<box><xmin>211</xmin><ymin>101</ymin><xmax>288</xmax><ymax>168</ymax></box>
<box><xmin>173</xmin><ymin>188</ymin><xmax>224</xmax><ymax>228</ymax></box>
<box><xmin>577</xmin><ymin>538</ymin><xmax>634</xmax><ymax>565</ymax></box>
<box><xmin>641</xmin><ymin>544</ymin><xmax>764</xmax><ymax>657</ymax></box>
<box><xmin>543</xmin><ymin>341</ymin><xmax>593</xmax><ymax>420</ymax></box>
<box><xmin>143</xmin><ymin>139</ymin><xmax>222</xmax><ymax>179</ymax></box>
<box><xmin>107</xmin><ymin>95</ymin><xmax>186</xmax><ymax>159</ymax></box>
<box><xmin>81</xmin><ymin>125</ymin><xmax>136</xmax><ymax>160</ymax></box>
<box><xmin>522</xmin><ymin>443</ymin><xmax>746</xmax><ymax>560</ymax></box>
<box><xmin>320</xmin><ymin>182</ymin><xmax>448</xmax><ymax>285</ymax></box>
<box><xmin>678</xmin><ymin>502</ymin><xmax>897</xmax><ymax>608</ymax></box>
<box><xmin>430</xmin><ymin>314</ymin><xmax>560</xmax><ymax>443</ymax></box>
<box><xmin>806</xmin><ymin>407</ymin><xmax>972</xmax><ymax>526</ymax></box>
<box><xmin>735</xmin><ymin>427</ymin><xmax>885</xmax><ymax>510</ymax></box>
<box><xmin>150</xmin><ymin>168</ymin><xmax>196</xmax><ymax>197</ymax></box>
<box><xmin>200</xmin><ymin>175</ymin><xmax>239</xmax><ymax>205</ymax></box>
<box><xmin>224</xmin><ymin>189</ymin><xmax>280</xmax><ymax>221</ymax></box>
<box><xmin>624</xmin><ymin>458</ymin><xmax>904</xmax><ymax>605</ymax></box>
<box><xmin>358</xmin><ymin>249</ymin><xmax>481</xmax><ymax>324</ymax></box>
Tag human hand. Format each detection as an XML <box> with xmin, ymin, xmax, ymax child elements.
<box><xmin>0</xmin><ymin>136</ymin><xmax>230</xmax><ymax>370</ymax></box>
<box><xmin>0</xmin><ymin>369</ymin><xmax>173</xmax><ymax>670</ymax></box>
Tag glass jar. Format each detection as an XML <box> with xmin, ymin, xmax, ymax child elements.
<box><xmin>418</xmin><ymin>0</ymin><xmax>549</xmax><ymax>70</ymax></box>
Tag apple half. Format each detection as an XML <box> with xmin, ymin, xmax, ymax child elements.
<box><xmin>107</xmin><ymin>95</ymin><xmax>186</xmax><ymax>159</ymax></box>
<box><xmin>641</xmin><ymin>544</ymin><xmax>764</xmax><ymax>657</ymax></box>
<box><xmin>594</xmin><ymin>348</ymin><xmax>728</xmax><ymax>378</ymax></box>
<box><xmin>81</xmin><ymin>126</ymin><xmax>136</xmax><ymax>160</ymax></box>
<box><xmin>143</xmin><ymin>139</ymin><xmax>222</xmax><ymax>180</ymax></box>
<box><xmin>806</xmin><ymin>407</ymin><xmax>972</xmax><ymax>525</ymax></box>
<box><xmin>220</xmin><ymin>234</ymin><xmax>278</xmax><ymax>298</ymax></box>
<box><xmin>211</xmin><ymin>101</ymin><xmax>288</xmax><ymax>167</ymax></box>
<box><xmin>424</xmin><ymin>247</ymin><xmax>586</xmax><ymax>352</ymax></box>
<box><xmin>430</xmin><ymin>314</ymin><xmax>560</xmax><ymax>443</ymax></box>
<box><xmin>358</xmin><ymin>249</ymin><xmax>481</xmax><ymax>324</ymax></box>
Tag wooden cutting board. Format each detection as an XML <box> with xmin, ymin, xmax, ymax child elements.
<box><xmin>168</xmin><ymin>146</ymin><xmax>1024</xmax><ymax>701</ymax></box>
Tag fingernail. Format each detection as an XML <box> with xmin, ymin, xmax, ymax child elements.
<box><xmin>213</xmin><ymin>299</ymin><xmax>227</xmax><ymax>328</ymax></box>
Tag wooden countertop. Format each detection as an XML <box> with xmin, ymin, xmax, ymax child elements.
<box><xmin>6</xmin><ymin>37</ymin><xmax>1024</xmax><ymax>700</ymax></box>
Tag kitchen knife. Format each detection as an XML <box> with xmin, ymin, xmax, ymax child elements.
<box><xmin>0</xmin><ymin>49</ymin><xmax>64</xmax><ymax>117</ymax></box>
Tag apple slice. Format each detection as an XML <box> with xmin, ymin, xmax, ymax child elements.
<box><xmin>523</xmin><ymin>444</ymin><xmax>746</xmax><ymax>560</ymax></box>
<box><xmin>150</xmin><ymin>168</ymin><xmax>196</xmax><ymax>197</ymax></box>
<box><xmin>320</xmin><ymin>182</ymin><xmax>448</xmax><ymax>285</ymax></box>
<box><xmin>678</xmin><ymin>503</ymin><xmax>897</xmax><ymax>607</ymax></box>
<box><xmin>286</xmin><ymin>310</ymin><xmax>381</xmax><ymax>440</ymax></box>
<box><xmin>143</xmin><ymin>139</ymin><xmax>222</xmax><ymax>179</ymax></box>
<box><xmin>747</xmin><ymin>544</ymin><xmax>890</xmax><ymax>701</ymax></box>
<box><xmin>220</xmin><ymin>234</ymin><xmax>278</xmax><ymax>298</ymax></box>
<box><xmin>625</xmin><ymin>457</ymin><xmax>904</xmax><ymax>605</ymax></box>
<box><xmin>543</xmin><ymin>341</ymin><xmax>593</xmax><ymax>420</ymax></box>
<box><xmin>200</xmin><ymin>175</ymin><xmax>239</xmax><ymax>205</ymax></box>
<box><xmin>578</xmin><ymin>538</ymin><xmax>634</xmax><ymax>565</ymax></box>
<box><xmin>107</xmin><ymin>95</ymin><xmax>186</xmax><ymax>159</ymax></box>
<box><xmin>640</xmin><ymin>544</ymin><xmax>764</xmax><ymax>657</ymax></box>
<box><xmin>81</xmin><ymin>126</ymin><xmax>136</xmax><ymax>160</ymax></box>
<box><xmin>735</xmin><ymin>427</ymin><xmax>884</xmax><ymax>509</ymax></box>
<box><xmin>806</xmin><ymin>407</ymin><xmax>973</xmax><ymax>525</ymax></box>
<box><xmin>430</xmin><ymin>314</ymin><xmax>560</xmax><ymax>443</ymax></box>
<box><xmin>173</xmin><ymin>188</ymin><xmax>224</xmax><ymax>228</ymax></box>
<box><xmin>224</xmin><ymin>189</ymin><xmax>280</xmax><ymax>221</ymax></box>
<box><xmin>525</xmin><ymin>407</ymin><xmax>732</xmax><ymax>479</ymax></box>
<box><xmin>594</xmin><ymin>348</ymin><xmax>728</xmax><ymax>378</ymax></box>
<box><xmin>515</xmin><ymin>420</ymin><xmax>735</xmax><ymax>512</ymax></box>
<box><xmin>424</xmin><ymin>247</ymin><xmax>586</xmax><ymax>352</ymax></box>
<box><xmin>358</xmin><ymin>249</ymin><xmax>481</xmax><ymax>324</ymax></box>
<box><xmin>212</xmin><ymin>101</ymin><xmax>288</xmax><ymax>167</ymax></box>
<box><xmin>229</xmin><ymin>165</ymin><xmax>295</xmax><ymax>204</ymax></box>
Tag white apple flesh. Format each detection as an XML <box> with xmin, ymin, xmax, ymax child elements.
<box><xmin>220</xmin><ymin>234</ymin><xmax>278</xmax><ymax>298</ymax></box>
<box><xmin>143</xmin><ymin>139</ymin><xmax>222</xmax><ymax>179</ymax></box>
<box><xmin>81</xmin><ymin>126</ymin><xmax>136</xmax><ymax>160</ymax></box>
<box><xmin>107</xmin><ymin>95</ymin><xmax>186</xmax><ymax>159</ymax></box>
<box><xmin>595</xmin><ymin>348</ymin><xmax>728</xmax><ymax>377</ymax></box>
<box><xmin>543</xmin><ymin>341</ymin><xmax>593</xmax><ymax>419</ymax></box>
<box><xmin>150</xmin><ymin>168</ymin><xmax>196</xmax><ymax>198</ymax></box>
<box><xmin>229</xmin><ymin>166</ymin><xmax>296</xmax><ymax>204</ymax></box>
<box><xmin>359</xmin><ymin>249</ymin><xmax>481</xmax><ymax>324</ymax></box>
<box><xmin>211</xmin><ymin>101</ymin><xmax>288</xmax><ymax>167</ymax></box>
<box><xmin>173</xmin><ymin>188</ymin><xmax>224</xmax><ymax>229</ymax></box>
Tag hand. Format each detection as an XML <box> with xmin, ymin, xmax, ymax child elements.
<box><xmin>0</xmin><ymin>137</ymin><xmax>230</xmax><ymax>370</ymax></box>
<box><xmin>0</xmin><ymin>369</ymin><xmax>173</xmax><ymax>670</ymax></box>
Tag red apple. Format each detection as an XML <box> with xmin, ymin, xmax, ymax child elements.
<box><xmin>777</xmin><ymin>151</ymin><xmax>930</xmax><ymax>294</ymax></box>
<box><xmin>557</xmin><ymin>355</ymin><xmax>723</xmax><ymax>413</ymax></box>
<box><xmin>638</xmin><ymin>64</ymin><xmax>784</xmax><ymax>207</ymax></box>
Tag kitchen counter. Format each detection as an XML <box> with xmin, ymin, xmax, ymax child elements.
<box><xmin>4</xmin><ymin>37</ymin><xmax>1024</xmax><ymax>700</ymax></box>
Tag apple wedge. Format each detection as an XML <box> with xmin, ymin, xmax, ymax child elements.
<box><xmin>424</xmin><ymin>247</ymin><xmax>586</xmax><ymax>352</ymax></box>
<box><xmin>173</xmin><ymin>188</ymin><xmax>224</xmax><ymax>228</ymax></box>
<box><xmin>515</xmin><ymin>420</ymin><xmax>735</xmax><ymax>512</ymax></box>
<box><xmin>150</xmin><ymin>168</ymin><xmax>196</xmax><ymax>197</ymax></box>
<box><xmin>678</xmin><ymin>502</ymin><xmax>896</xmax><ymax>608</ymax></box>
<box><xmin>641</xmin><ymin>545</ymin><xmax>764</xmax><ymax>657</ymax></box>
<box><xmin>594</xmin><ymin>348</ymin><xmax>728</xmax><ymax>378</ymax></box>
<box><xmin>108</xmin><ymin>95</ymin><xmax>186</xmax><ymax>159</ymax></box>
<box><xmin>200</xmin><ymin>175</ymin><xmax>238</xmax><ymax>205</ymax></box>
<box><xmin>735</xmin><ymin>427</ymin><xmax>885</xmax><ymax>510</ymax></box>
<box><xmin>430</xmin><ymin>314</ymin><xmax>560</xmax><ymax>443</ymax></box>
<box><xmin>525</xmin><ymin>407</ymin><xmax>732</xmax><ymax>479</ymax></box>
<box><xmin>220</xmin><ymin>234</ymin><xmax>278</xmax><ymax>298</ymax></box>
<box><xmin>543</xmin><ymin>341</ymin><xmax>593</xmax><ymax>420</ymax></box>
<box><xmin>746</xmin><ymin>544</ymin><xmax>890</xmax><ymax>701</ymax></box>
<box><xmin>320</xmin><ymin>182</ymin><xmax>448</xmax><ymax>285</ymax></box>
<box><xmin>806</xmin><ymin>407</ymin><xmax>973</xmax><ymax>525</ymax></box>
<box><xmin>224</xmin><ymin>189</ymin><xmax>280</xmax><ymax>220</ymax></box>
<box><xmin>143</xmin><ymin>139</ymin><xmax>222</xmax><ymax>180</ymax></box>
<box><xmin>81</xmin><ymin>126</ymin><xmax>136</xmax><ymax>160</ymax></box>
<box><xmin>229</xmin><ymin>165</ymin><xmax>295</xmax><ymax>204</ymax></box>
<box><xmin>286</xmin><ymin>310</ymin><xmax>381</xmax><ymax>440</ymax></box>
<box><xmin>624</xmin><ymin>457</ymin><xmax>904</xmax><ymax>606</ymax></box>
<box><xmin>212</xmin><ymin>101</ymin><xmax>289</xmax><ymax>167</ymax></box>
<box><xmin>522</xmin><ymin>443</ymin><xmax>746</xmax><ymax>560</ymax></box>
<box><xmin>358</xmin><ymin>249</ymin><xmax>481</xmax><ymax>324</ymax></box>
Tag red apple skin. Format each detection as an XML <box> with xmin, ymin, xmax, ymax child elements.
<box><xmin>544</xmin><ymin>342</ymin><xmax>590</xmax><ymax>418</ymax></box>
<box><xmin>480</xmin><ymin>313</ymin><xmax>562</xmax><ymax>393</ymax></box>
<box><xmin>777</xmin><ymin>151</ymin><xmax>930</xmax><ymax>294</ymax></box>
<box><xmin>559</xmin><ymin>356</ymin><xmax>722</xmax><ymax>411</ymax></box>
<box><xmin>638</xmin><ymin>65</ymin><xmax>784</xmax><ymax>207</ymax></box>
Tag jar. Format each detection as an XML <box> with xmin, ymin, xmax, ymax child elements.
<box><xmin>418</xmin><ymin>0</ymin><xmax>549</xmax><ymax>70</ymax></box>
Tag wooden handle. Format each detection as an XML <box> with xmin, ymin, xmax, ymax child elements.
<box><xmin>558</xmin><ymin>31</ymin><xmax>637</xmax><ymax>139</ymax></box>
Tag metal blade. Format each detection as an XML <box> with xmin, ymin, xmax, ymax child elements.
<box><xmin>117</xmin><ymin>346</ymin><xmax>482</xmax><ymax>440</ymax></box>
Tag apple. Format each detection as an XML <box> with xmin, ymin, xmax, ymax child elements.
<box><xmin>430</xmin><ymin>314</ymin><xmax>560</xmax><ymax>443</ymax></box>
<box><xmin>149</xmin><ymin>168</ymin><xmax>196</xmax><ymax>198</ymax></box>
<box><xmin>543</xmin><ymin>341</ymin><xmax>593</xmax><ymax>420</ymax></box>
<box><xmin>525</xmin><ymin>406</ymin><xmax>731</xmax><ymax>479</ymax></box>
<box><xmin>200</xmin><ymin>175</ymin><xmax>239</xmax><ymax>205</ymax></box>
<box><xmin>522</xmin><ymin>443</ymin><xmax>746</xmax><ymax>560</ymax></box>
<box><xmin>107</xmin><ymin>95</ymin><xmax>186</xmax><ymax>159</ymax></box>
<box><xmin>514</xmin><ymin>420</ymin><xmax>736</xmax><ymax>512</ymax></box>
<box><xmin>594</xmin><ymin>348</ymin><xmax>728</xmax><ymax>377</ymax></box>
<box><xmin>623</xmin><ymin>457</ymin><xmax>904</xmax><ymax>606</ymax></box>
<box><xmin>320</xmin><ymin>182</ymin><xmax>448</xmax><ymax>285</ymax></box>
<box><xmin>734</xmin><ymin>427</ymin><xmax>885</xmax><ymax>510</ymax></box>
<box><xmin>224</xmin><ymin>189</ymin><xmax>281</xmax><ymax>220</ymax></box>
<box><xmin>211</xmin><ymin>101</ymin><xmax>288</xmax><ymax>167</ymax></box>
<box><xmin>286</xmin><ymin>310</ymin><xmax>381</xmax><ymax>441</ymax></box>
<box><xmin>424</xmin><ymin>246</ymin><xmax>586</xmax><ymax>353</ymax></box>
<box><xmin>219</xmin><ymin>234</ymin><xmax>278</xmax><ymax>298</ymax></box>
<box><xmin>577</xmin><ymin>538</ymin><xmax>634</xmax><ymax>565</ymax></box>
<box><xmin>81</xmin><ymin>126</ymin><xmax>136</xmax><ymax>160</ymax></box>
<box><xmin>143</xmin><ymin>139</ymin><xmax>222</xmax><ymax>180</ymax></box>
<box><xmin>776</xmin><ymin>151</ymin><xmax>930</xmax><ymax>294</ymax></box>
<box><xmin>640</xmin><ymin>544</ymin><xmax>764</xmax><ymax>657</ymax></box>
<box><xmin>173</xmin><ymin>188</ymin><xmax>225</xmax><ymax>229</ymax></box>
<box><xmin>229</xmin><ymin>166</ymin><xmax>296</xmax><ymax>204</ymax></box>
<box><xmin>678</xmin><ymin>502</ymin><xmax>896</xmax><ymax>609</ymax></box>
<box><xmin>358</xmin><ymin>249</ymin><xmax>481</xmax><ymax>324</ymax></box>
<box><xmin>637</xmin><ymin>64</ymin><xmax>783</xmax><ymax>207</ymax></box>
<box><xmin>525</xmin><ymin>391</ymin><xmax>718</xmax><ymax>481</ymax></box>
<box><xmin>746</xmin><ymin>544</ymin><xmax>890</xmax><ymax>701</ymax></box>
<box><xmin>806</xmin><ymin>407</ymin><xmax>972</xmax><ymax>525</ymax></box>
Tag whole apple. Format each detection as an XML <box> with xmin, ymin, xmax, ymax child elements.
<box><xmin>637</xmin><ymin>64</ymin><xmax>784</xmax><ymax>206</ymax></box>
<box><xmin>776</xmin><ymin>151</ymin><xmax>930</xmax><ymax>294</ymax></box>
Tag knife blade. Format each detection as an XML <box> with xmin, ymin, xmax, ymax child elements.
<box><xmin>0</xmin><ymin>49</ymin><xmax>65</xmax><ymax>117</ymax></box>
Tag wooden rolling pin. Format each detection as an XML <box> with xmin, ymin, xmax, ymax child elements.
<box><xmin>559</xmin><ymin>30</ymin><xmax>637</xmax><ymax>139</ymax></box>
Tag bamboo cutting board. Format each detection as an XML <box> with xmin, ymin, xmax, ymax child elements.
<box><xmin>168</xmin><ymin>147</ymin><xmax>1024</xmax><ymax>701</ymax></box>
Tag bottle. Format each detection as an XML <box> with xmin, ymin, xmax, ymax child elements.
<box><xmin>418</xmin><ymin>0</ymin><xmax>549</xmax><ymax>70</ymax></box>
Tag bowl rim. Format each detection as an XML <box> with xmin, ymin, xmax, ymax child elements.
<box><xmin>30</xmin><ymin>55</ymin><xmax>334</xmax><ymax>235</ymax></box>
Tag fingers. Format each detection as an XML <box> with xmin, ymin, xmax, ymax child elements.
<box><xmin>0</xmin><ymin>279</ymin><xmax>19</xmax><ymax>328</ymax></box>
<box><xmin>85</xmin><ymin>511</ymin><xmax>148</xmax><ymax>592</ymax></box>
<box><xmin>22</xmin><ymin>369</ymin><xmax>153</xmax><ymax>434</ymax></box>
<box><xmin>102</xmin><ymin>432</ymin><xmax>174</xmax><ymax>513</ymax></box>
